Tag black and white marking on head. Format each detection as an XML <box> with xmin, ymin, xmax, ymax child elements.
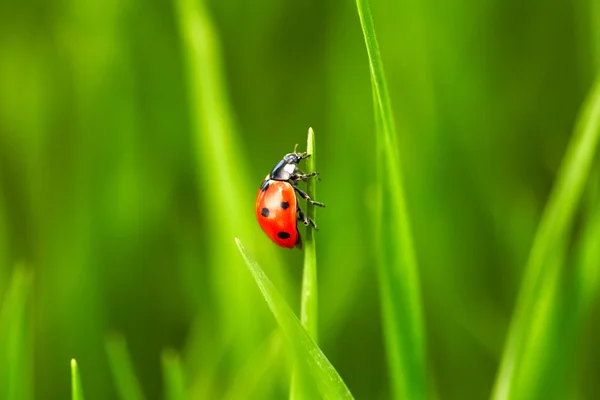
<box><xmin>280</xmin><ymin>201</ymin><xmax>290</xmax><ymax>210</ymax></box>
<box><xmin>269</xmin><ymin>156</ymin><xmax>301</xmax><ymax>181</ymax></box>
<box><xmin>261</xmin><ymin>208</ymin><xmax>270</xmax><ymax>217</ymax></box>
<box><xmin>283</xmin><ymin>163</ymin><xmax>296</xmax><ymax>175</ymax></box>
<box><xmin>277</xmin><ymin>231</ymin><xmax>291</xmax><ymax>239</ymax></box>
<box><xmin>260</xmin><ymin>180</ymin><xmax>270</xmax><ymax>192</ymax></box>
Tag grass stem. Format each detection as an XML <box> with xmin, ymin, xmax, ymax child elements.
<box><xmin>71</xmin><ymin>359</ymin><xmax>84</xmax><ymax>400</ymax></box>
<box><xmin>290</xmin><ymin>127</ymin><xmax>320</xmax><ymax>399</ymax></box>
<box><xmin>355</xmin><ymin>0</ymin><xmax>426</xmax><ymax>398</ymax></box>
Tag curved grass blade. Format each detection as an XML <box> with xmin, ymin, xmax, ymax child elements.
<box><xmin>161</xmin><ymin>349</ymin><xmax>187</xmax><ymax>400</ymax></box>
<box><xmin>574</xmin><ymin>184</ymin><xmax>600</xmax><ymax>312</ymax></box>
<box><xmin>235</xmin><ymin>238</ymin><xmax>354</xmax><ymax>400</ymax></box>
<box><xmin>491</xmin><ymin>75</ymin><xmax>600</xmax><ymax>400</ymax></box>
<box><xmin>71</xmin><ymin>359</ymin><xmax>84</xmax><ymax>400</ymax></box>
<box><xmin>494</xmin><ymin>175</ymin><xmax>600</xmax><ymax>400</ymax></box>
<box><xmin>290</xmin><ymin>127</ymin><xmax>320</xmax><ymax>400</ymax></box>
<box><xmin>542</xmin><ymin>184</ymin><xmax>600</xmax><ymax>397</ymax></box>
<box><xmin>355</xmin><ymin>0</ymin><xmax>426</xmax><ymax>398</ymax></box>
<box><xmin>105</xmin><ymin>333</ymin><xmax>145</xmax><ymax>400</ymax></box>
<box><xmin>0</xmin><ymin>265</ymin><xmax>32</xmax><ymax>400</ymax></box>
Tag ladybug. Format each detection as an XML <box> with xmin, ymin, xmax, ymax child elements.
<box><xmin>255</xmin><ymin>146</ymin><xmax>325</xmax><ymax>249</ymax></box>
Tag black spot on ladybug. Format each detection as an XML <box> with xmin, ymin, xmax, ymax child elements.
<box><xmin>280</xmin><ymin>201</ymin><xmax>290</xmax><ymax>210</ymax></box>
<box><xmin>260</xmin><ymin>180</ymin><xmax>270</xmax><ymax>192</ymax></box>
<box><xmin>277</xmin><ymin>231</ymin><xmax>291</xmax><ymax>239</ymax></box>
<box><xmin>261</xmin><ymin>208</ymin><xmax>270</xmax><ymax>217</ymax></box>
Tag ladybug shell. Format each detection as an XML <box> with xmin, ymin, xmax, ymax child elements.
<box><xmin>255</xmin><ymin>179</ymin><xmax>301</xmax><ymax>249</ymax></box>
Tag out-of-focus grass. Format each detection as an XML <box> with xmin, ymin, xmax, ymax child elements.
<box><xmin>492</xmin><ymin>74</ymin><xmax>600</xmax><ymax>399</ymax></box>
<box><xmin>105</xmin><ymin>333</ymin><xmax>145</xmax><ymax>400</ymax></box>
<box><xmin>593</xmin><ymin>1</ymin><xmax>600</xmax><ymax>68</ymax></box>
<box><xmin>573</xmin><ymin>175</ymin><xmax>600</xmax><ymax>312</ymax></box>
<box><xmin>0</xmin><ymin>266</ymin><xmax>32</xmax><ymax>400</ymax></box>
<box><xmin>355</xmin><ymin>0</ymin><xmax>426</xmax><ymax>398</ymax></box>
<box><xmin>235</xmin><ymin>238</ymin><xmax>354</xmax><ymax>399</ymax></box>
<box><xmin>173</xmin><ymin>0</ymin><xmax>294</xmax><ymax>394</ymax></box>
<box><xmin>161</xmin><ymin>349</ymin><xmax>187</xmax><ymax>400</ymax></box>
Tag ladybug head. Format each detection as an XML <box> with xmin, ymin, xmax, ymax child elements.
<box><xmin>270</xmin><ymin>148</ymin><xmax>310</xmax><ymax>181</ymax></box>
<box><xmin>283</xmin><ymin>145</ymin><xmax>310</xmax><ymax>165</ymax></box>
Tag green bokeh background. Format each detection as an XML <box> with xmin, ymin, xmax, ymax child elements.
<box><xmin>0</xmin><ymin>0</ymin><xmax>599</xmax><ymax>398</ymax></box>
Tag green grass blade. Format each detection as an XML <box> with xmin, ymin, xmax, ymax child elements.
<box><xmin>173</xmin><ymin>0</ymin><xmax>254</xmax><ymax>341</ymax></box>
<box><xmin>161</xmin><ymin>349</ymin><xmax>187</xmax><ymax>400</ymax></box>
<box><xmin>290</xmin><ymin>127</ymin><xmax>320</xmax><ymax>400</ymax></box>
<box><xmin>0</xmin><ymin>265</ymin><xmax>32</xmax><ymax>400</ymax></box>
<box><xmin>355</xmin><ymin>1</ymin><xmax>426</xmax><ymax>398</ymax></box>
<box><xmin>235</xmin><ymin>238</ymin><xmax>354</xmax><ymax>400</ymax></box>
<box><xmin>300</xmin><ymin>126</ymin><xmax>319</xmax><ymax>341</ymax></box>
<box><xmin>491</xmin><ymin>74</ymin><xmax>600</xmax><ymax>400</ymax></box>
<box><xmin>174</xmin><ymin>0</ymin><xmax>292</xmax><ymax>370</ymax></box>
<box><xmin>105</xmin><ymin>333</ymin><xmax>145</xmax><ymax>400</ymax></box>
<box><xmin>71</xmin><ymin>359</ymin><xmax>84</xmax><ymax>400</ymax></box>
<box><xmin>574</xmin><ymin>192</ymin><xmax>600</xmax><ymax>310</ymax></box>
<box><xmin>557</xmin><ymin>186</ymin><xmax>600</xmax><ymax>394</ymax></box>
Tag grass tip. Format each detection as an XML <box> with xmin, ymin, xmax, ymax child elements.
<box><xmin>307</xmin><ymin>128</ymin><xmax>315</xmax><ymax>152</ymax></box>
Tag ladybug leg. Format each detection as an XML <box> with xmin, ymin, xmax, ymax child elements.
<box><xmin>297</xmin><ymin>205</ymin><xmax>319</xmax><ymax>230</ymax></box>
<box><xmin>291</xmin><ymin>171</ymin><xmax>319</xmax><ymax>182</ymax></box>
<box><xmin>293</xmin><ymin>186</ymin><xmax>325</xmax><ymax>207</ymax></box>
<box><xmin>296</xmin><ymin>151</ymin><xmax>311</xmax><ymax>160</ymax></box>
<box><xmin>297</xmin><ymin>206</ymin><xmax>309</xmax><ymax>226</ymax></box>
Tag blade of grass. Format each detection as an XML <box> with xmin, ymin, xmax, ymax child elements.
<box><xmin>235</xmin><ymin>238</ymin><xmax>354</xmax><ymax>400</ymax></box>
<box><xmin>174</xmin><ymin>0</ymin><xmax>292</xmax><ymax>375</ymax></box>
<box><xmin>0</xmin><ymin>265</ymin><xmax>32</xmax><ymax>400</ymax></box>
<box><xmin>290</xmin><ymin>127</ymin><xmax>320</xmax><ymax>400</ymax></box>
<box><xmin>173</xmin><ymin>0</ymin><xmax>255</xmax><ymax>345</ymax></box>
<box><xmin>161</xmin><ymin>349</ymin><xmax>187</xmax><ymax>400</ymax></box>
<box><xmin>574</xmin><ymin>182</ymin><xmax>600</xmax><ymax>311</ymax></box>
<box><xmin>71</xmin><ymin>359</ymin><xmax>84</xmax><ymax>400</ymax></box>
<box><xmin>491</xmin><ymin>74</ymin><xmax>600</xmax><ymax>399</ymax></box>
<box><xmin>300</xmin><ymin>126</ymin><xmax>319</xmax><ymax>341</ymax></box>
<box><xmin>565</xmin><ymin>181</ymin><xmax>600</xmax><ymax>395</ymax></box>
<box><xmin>500</xmin><ymin>177</ymin><xmax>600</xmax><ymax>399</ymax></box>
<box><xmin>105</xmin><ymin>333</ymin><xmax>145</xmax><ymax>400</ymax></box>
<box><xmin>355</xmin><ymin>0</ymin><xmax>426</xmax><ymax>398</ymax></box>
<box><xmin>548</xmin><ymin>183</ymin><xmax>600</xmax><ymax>396</ymax></box>
<box><xmin>508</xmin><ymin>243</ymin><xmax>567</xmax><ymax>399</ymax></box>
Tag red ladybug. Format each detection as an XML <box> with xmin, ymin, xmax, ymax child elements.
<box><xmin>255</xmin><ymin>147</ymin><xmax>325</xmax><ymax>249</ymax></box>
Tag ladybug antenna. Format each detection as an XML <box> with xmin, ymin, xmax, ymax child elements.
<box><xmin>293</xmin><ymin>143</ymin><xmax>299</xmax><ymax>154</ymax></box>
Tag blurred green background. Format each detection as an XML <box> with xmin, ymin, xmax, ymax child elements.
<box><xmin>0</xmin><ymin>0</ymin><xmax>599</xmax><ymax>398</ymax></box>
